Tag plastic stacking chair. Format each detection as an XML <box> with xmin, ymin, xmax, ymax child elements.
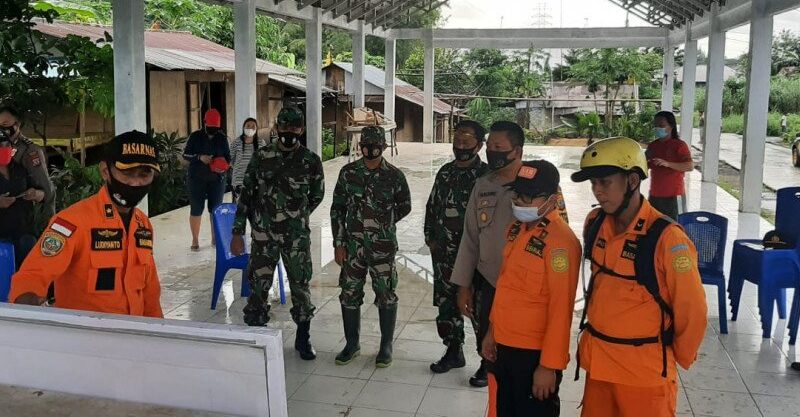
<box><xmin>678</xmin><ymin>211</ymin><xmax>729</xmax><ymax>334</ymax></box>
<box><xmin>729</xmin><ymin>187</ymin><xmax>800</xmax><ymax>342</ymax></box>
<box><xmin>211</xmin><ymin>204</ymin><xmax>251</xmax><ymax>309</ymax></box>
<box><xmin>0</xmin><ymin>242</ymin><xmax>15</xmax><ymax>303</ymax></box>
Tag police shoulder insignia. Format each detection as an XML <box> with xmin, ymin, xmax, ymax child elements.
<box><xmin>28</xmin><ymin>150</ymin><xmax>41</xmax><ymax>167</ymax></box>
<box><xmin>551</xmin><ymin>248</ymin><xmax>569</xmax><ymax>273</ymax></box>
<box><xmin>673</xmin><ymin>255</ymin><xmax>693</xmax><ymax>273</ymax></box>
<box><xmin>41</xmin><ymin>232</ymin><xmax>65</xmax><ymax>257</ymax></box>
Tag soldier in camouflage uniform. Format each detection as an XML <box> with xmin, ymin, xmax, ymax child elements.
<box><xmin>330</xmin><ymin>125</ymin><xmax>411</xmax><ymax>368</ymax></box>
<box><xmin>425</xmin><ymin>120</ymin><xmax>489</xmax><ymax>374</ymax></box>
<box><xmin>231</xmin><ymin>107</ymin><xmax>324</xmax><ymax>360</ymax></box>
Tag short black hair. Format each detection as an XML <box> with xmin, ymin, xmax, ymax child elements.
<box><xmin>455</xmin><ymin>120</ymin><xmax>487</xmax><ymax>142</ymax></box>
<box><xmin>0</xmin><ymin>105</ymin><xmax>21</xmax><ymax>121</ymax></box>
<box><xmin>490</xmin><ymin>121</ymin><xmax>525</xmax><ymax>148</ymax></box>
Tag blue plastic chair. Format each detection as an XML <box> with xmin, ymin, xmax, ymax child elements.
<box><xmin>211</xmin><ymin>203</ymin><xmax>286</xmax><ymax>309</ymax></box>
<box><xmin>211</xmin><ymin>204</ymin><xmax>251</xmax><ymax>309</ymax></box>
<box><xmin>0</xmin><ymin>242</ymin><xmax>15</xmax><ymax>303</ymax></box>
<box><xmin>729</xmin><ymin>187</ymin><xmax>800</xmax><ymax>342</ymax></box>
<box><xmin>678</xmin><ymin>211</ymin><xmax>729</xmax><ymax>334</ymax></box>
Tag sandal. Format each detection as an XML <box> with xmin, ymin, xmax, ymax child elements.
<box><xmin>190</xmin><ymin>244</ymin><xmax>200</xmax><ymax>252</ymax></box>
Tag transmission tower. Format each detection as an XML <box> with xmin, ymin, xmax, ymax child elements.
<box><xmin>532</xmin><ymin>2</ymin><xmax>552</xmax><ymax>28</ymax></box>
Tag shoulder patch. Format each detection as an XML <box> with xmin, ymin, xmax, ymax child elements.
<box><xmin>551</xmin><ymin>248</ymin><xmax>569</xmax><ymax>272</ymax></box>
<box><xmin>50</xmin><ymin>217</ymin><xmax>77</xmax><ymax>238</ymax></box>
<box><xmin>670</xmin><ymin>243</ymin><xmax>689</xmax><ymax>253</ymax></box>
<box><xmin>41</xmin><ymin>232</ymin><xmax>66</xmax><ymax>257</ymax></box>
<box><xmin>634</xmin><ymin>218</ymin><xmax>646</xmax><ymax>232</ymax></box>
<box><xmin>28</xmin><ymin>150</ymin><xmax>41</xmax><ymax>167</ymax></box>
<box><xmin>673</xmin><ymin>255</ymin><xmax>693</xmax><ymax>273</ymax></box>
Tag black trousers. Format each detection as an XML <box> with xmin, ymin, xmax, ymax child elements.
<box><xmin>649</xmin><ymin>196</ymin><xmax>680</xmax><ymax>221</ymax></box>
<box><xmin>494</xmin><ymin>344</ymin><xmax>562</xmax><ymax>417</ymax></box>
<box><xmin>471</xmin><ymin>272</ymin><xmax>496</xmax><ymax>360</ymax></box>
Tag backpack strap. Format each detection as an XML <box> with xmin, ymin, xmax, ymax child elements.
<box><xmin>633</xmin><ymin>216</ymin><xmax>675</xmax><ymax>377</ymax></box>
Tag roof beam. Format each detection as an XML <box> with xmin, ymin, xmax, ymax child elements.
<box><xmin>298</xmin><ymin>0</ymin><xmax>319</xmax><ymax>9</ymax></box>
<box><xmin>348</xmin><ymin>0</ymin><xmax>390</xmax><ymax>22</ymax></box>
<box><xmin>385</xmin><ymin>0</ymin><xmax>447</xmax><ymax>27</ymax></box>
<box><xmin>372</xmin><ymin>0</ymin><xmax>423</xmax><ymax>27</ymax></box>
<box><xmin>668</xmin><ymin>0</ymin><xmax>800</xmax><ymax>43</ymax></box>
<box><xmin>433</xmin><ymin>37</ymin><xmax>666</xmax><ymax>49</ymax></box>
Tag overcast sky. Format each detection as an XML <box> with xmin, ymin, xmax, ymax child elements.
<box><xmin>439</xmin><ymin>0</ymin><xmax>800</xmax><ymax>60</ymax></box>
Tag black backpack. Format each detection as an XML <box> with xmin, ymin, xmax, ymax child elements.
<box><xmin>575</xmin><ymin>210</ymin><xmax>675</xmax><ymax>381</ymax></box>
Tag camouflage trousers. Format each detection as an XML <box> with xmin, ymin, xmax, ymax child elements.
<box><xmin>339</xmin><ymin>238</ymin><xmax>399</xmax><ymax>308</ymax></box>
<box><xmin>244</xmin><ymin>230</ymin><xmax>315</xmax><ymax>326</ymax></box>
<box><xmin>432</xmin><ymin>250</ymin><xmax>464</xmax><ymax>347</ymax></box>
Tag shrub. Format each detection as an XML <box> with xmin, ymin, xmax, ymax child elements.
<box><xmin>721</xmin><ymin>114</ymin><xmax>744</xmax><ymax>134</ymax></box>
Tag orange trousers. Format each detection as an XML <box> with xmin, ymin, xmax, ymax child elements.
<box><xmin>580</xmin><ymin>377</ymin><xmax>677</xmax><ymax>417</ymax></box>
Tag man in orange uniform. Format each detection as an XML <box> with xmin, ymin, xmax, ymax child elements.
<box><xmin>10</xmin><ymin>131</ymin><xmax>163</xmax><ymax>318</ymax></box>
<box><xmin>481</xmin><ymin>160</ymin><xmax>581</xmax><ymax>417</ymax></box>
<box><xmin>570</xmin><ymin>137</ymin><xmax>707</xmax><ymax>417</ymax></box>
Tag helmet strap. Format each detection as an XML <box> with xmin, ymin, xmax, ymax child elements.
<box><xmin>611</xmin><ymin>174</ymin><xmax>639</xmax><ymax>217</ymax></box>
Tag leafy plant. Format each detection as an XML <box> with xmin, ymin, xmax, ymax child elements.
<box><xmin>575</xmin><ymin>112</ymin><xmax>604</xmax><ymax>139</ymax></box>
<box><xmin>148</xmin><ymin>130</ymin><xmax>189</xmax><ymax>216</ymax></box>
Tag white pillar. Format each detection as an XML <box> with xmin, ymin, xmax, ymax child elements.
<box><xmin>740</xmin><ymin>0</ymin><xmax>774</xmax><ymax>216</ymax></box>
<box><xmin>305</xmin><ymin>8</ymin><xmax>323</xmax><ymax>156</ymax></box>
<box><xmin>234</xmin><ymin>0</ymin><xmax>257</xmax><ymax>134</ymax></box>
<box><xmin>384</xmin><ymin>38</ymin><xmax>396</xmax><ymax>122</ymax></box>
<box><xmin>352</xmin><ymin>20</ymin><xmax>366</xmax><ymax>109</ymax></box>
<box><xmin>661</xmin><ymin>41</ymin><xmax>675</xmax><ymax>112</ymax></box>
<box><xmin>680</xmin><ymin>24</ymin><xmax>698</xmax><ymax>147</ymax></box>
<box><xmin>423</xmin><ymin>29</ymin><xmax>434</xmax><ymax>143</ymax></box>
<box><xmin>112</xmin><ymin>0</ymin><xmax>146</xmax><ymax>133</ymax></box>
<box><xmin>701</xmin><ymin>2</ymin><xmax>726</xmax><ymax>210</ymax></box>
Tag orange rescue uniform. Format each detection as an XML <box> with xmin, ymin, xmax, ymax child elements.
<box><xmin>578</xmin><ymin>200</ymin><xmax>706</xmax><ymax>417</ymax></box>
<box><xmin>10</xmin><ymin>187</ymin><xmax>163</xmax><ymax>317</ymax></box>
<box><xmin>491</xmin><ymin>209</ymin><xmax>581</xmax><ymax>366</ymax></box>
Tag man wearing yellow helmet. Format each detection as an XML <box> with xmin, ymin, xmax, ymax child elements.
<box><xmin>570</xmin><ymin>137</ymin><xmax>707</xmax><ymax>417</ymax></box>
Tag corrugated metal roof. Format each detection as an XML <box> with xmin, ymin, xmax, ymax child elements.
<box><xmin>34</xmin><ymin>21</ymin><xmax>301</xmax><ymax>77</ymax></box>
<box><xmin>329</xmin><ymin>62</ymin><xmax>455</xmax><ymax>115</ymax></box>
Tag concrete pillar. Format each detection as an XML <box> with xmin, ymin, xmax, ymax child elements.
<box><xmin>423</xmin><ymin>29</ymin><xmax>434</xmax><ymax>143</ymax></box>
<box><xmin>701</xmin><ymin>1</ymin><xmax>726</xmax><ymax>210</ymax></box>
<box><xmin>661</xmin><ymin>41</ymin><xmax>675</xmax><ymax>112</ymax></box>
<box><xmin>680</xmin><ymin>24</ymin><xmax>698</xmax><ymax>147</ymax></box>
<box><xmin>112</xmin><ymin>0</ymin><xmax>146</xmax><ymax>133</ymax></box>
<box><xmin>234</xmin><ymin>0</ymin><xmax>257</xmax><ymax>134</ymax></box>
<box><xmin>740</xmin><ymin>0</ymin><xmax>774</xmax><ymax>217</ymax></box>
<box><xmin>305</xmin><ymin>8</ymin><xmax>323</xmax><ymax>156</ymax></box>
<box><xmin>353</xmin><ymin>20</ymin><xmax>366</xmax><ymax>109</ymax></box>
<box><xmin>384</xmin><ymin>38</ymin><xmax>396</xmax><ymax>122</ymax></box>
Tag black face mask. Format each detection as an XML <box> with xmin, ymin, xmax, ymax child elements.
<box><xmin>486</xmin><ymin>149</ymin><xmax>515</xmax><ymax>170</ymax></box>
<box><xmin>0</xmin><ymin>125</ymin><xmax>17</xmax><ymax>141</ymax></box>
<box><xmin>453</xmin><ymin>145</ymin><xmax>478</xmax><ymax>162</ymax></box>
<box><xmin>206</xmin><ymin>127</ymin><xmax>220</xmax><ymax>136</ymax></box>
<box><xmin>279</xmin><ymin>132</ymin><xmax>299</xmax><ymax>148</ymax></box>
<box><xmin>361</xmin><ymin>144</ymin><xmax>383</xmax><ymax>160</ymax></box>
<box><xmin>107</xmin><ymin>170</ymin><xmax>152</xmax><ymax>209</ymax></box>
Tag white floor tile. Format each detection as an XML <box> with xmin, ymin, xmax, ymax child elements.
<box><xmin>353</xmin><ymin>381</ymin><xmax>427</xmax><ymax>414</ymax></box>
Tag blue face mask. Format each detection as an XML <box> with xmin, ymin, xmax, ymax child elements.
<box><xmin>654</xmin><ymin>127</ymin><xmax>669</xmax><ymax>139</ymax></box>
<box><xmin>512</xmin><ymin>203</ymin><xmax>544</xmax><ymax>223</ymax></box>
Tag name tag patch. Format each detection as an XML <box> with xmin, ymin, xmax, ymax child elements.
<box><xmin>92</xmin><ymin>228</ymin><xmax>123</xmax><ymax>251</ymax></box>
<box><xmin>525</xmin><ymin>236</ymin><xmax>546</xmax><ymax>258</ymax></box>
<box><xmin>135</xmin><ymin>228</ymin><xmax>153</xmax><ymax>249</ymax></box>
<box><xmin>621</xmin><ymin>240</ymin><xmax>638</xmax><ymax>260</ymax></box>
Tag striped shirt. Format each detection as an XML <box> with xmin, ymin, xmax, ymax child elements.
<box><xmin>230</xmin><ymin>136</ymin><xmax>265</xmax><ymax>188</ymax></box>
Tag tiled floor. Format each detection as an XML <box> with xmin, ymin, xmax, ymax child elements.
<box><xmin>8</xmin><ymin>143</ymin><xmax>800</xmax><ymax>416</ymax></box>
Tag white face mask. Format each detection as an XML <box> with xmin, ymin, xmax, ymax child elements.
<box><xmin>512</xmin><ymin>203</ymin><xmax>544</xmax><ymax>223</ymax></box>
<box><xmin>244</xmin><ymin>128</ymin><xmax>257</xmax><ymax>137</ymax></box>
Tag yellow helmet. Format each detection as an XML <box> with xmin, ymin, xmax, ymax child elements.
<box><xmin>570</xmin><ymin>137</ymin><xmax>648</xmax><ymax>182</ymax></box>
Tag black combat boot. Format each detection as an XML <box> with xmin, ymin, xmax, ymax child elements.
<box><xmin>469</xmin><ymin>360</ymin><xmax>489</xmax><ymax>387</ymax></box>
<box><xmin>429</xmin><ymin>343</ymin><xmax>466</xmax><ymax>373</ymax></box>
<box><xmin>294</xmin><ymin>321</ymin><xmax>316</xmax><ymax>360</ymax></box>
<box><xmin>375</xmin><ymin>305</ymin><xmax>397</xmax><ymax>368</ymax></box>
<box><xmin>335</xmin><ymin>306</ymin><xmax>361</xmax><ymax>365</ymax></box>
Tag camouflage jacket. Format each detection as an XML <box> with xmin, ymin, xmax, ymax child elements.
<box><xmin>424</xmin><ymin>158</ymin><xmax>489</xmax><ymax>254</ymax></box>
<box><xmin>331</xmin><ymin>158</ymin><xmax>411</xmax><ymax>247</ymax></box>
<box><xmin>233</xmin><ymin>143</ymin><xmax>324</xmax><ymax>236</ymax></box>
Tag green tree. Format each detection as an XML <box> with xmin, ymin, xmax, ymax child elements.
<box><xmin>568</xmin><ymin>48</ymin><xmax>661</xmax><ymax>128</ymax></box>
